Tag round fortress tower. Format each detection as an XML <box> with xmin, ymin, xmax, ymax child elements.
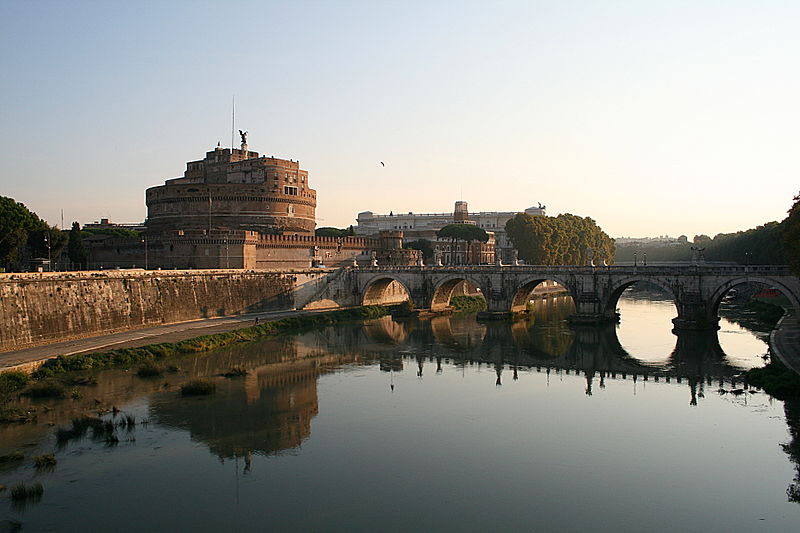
<box><xmin>145</xmin><ymin>145</ymin><xmax>317</xmax><ymax>235</ymax></box>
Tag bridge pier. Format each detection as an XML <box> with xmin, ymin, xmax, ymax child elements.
<box><xmin>568</xmin><ymin>296</ymin><xmax>617</xmax><ymax>325</ymax></box>
<box><xmin>477</xmin><ymin>290</ymin><xmax>513</xmax><ymax>320</ymax></box>
<box><xmin>672</xmin><ymin>295</ymin><xmax>720</xmax><ymax>331</ymax></box>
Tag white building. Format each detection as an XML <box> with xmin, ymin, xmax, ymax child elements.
<box><xmin>355</xmin><ymin>201</ymin><xmax>546</xmax><ymax>263</ymax></box>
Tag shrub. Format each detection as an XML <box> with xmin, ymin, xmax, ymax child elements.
<box><xmin>33</xmin><ymin>454</ymin><xmax>56</xmax><ymax>469</ymax></box>
<box><xmin>0</xmin><ymin>371</ymin><xmax>30</xmax><ymax>397</ymax></box>
<box><xmin>181</xmin><ymin>380</ymin><xmax>216</xmax><ymax>396</ymax></box>
<box><xmin>21</xmin><ymin>381</ymin><xmax>65</xmax><ymax>399</ymax></box>
<box><xmin>222</xmin><ymin>367</ymin><xmax>248</xmax><ymax>378</ymax></box>
<box><xmin>10</xmin><ymin>482</ymin><xmax>43</xmax><ymax>501</ymax></box>
<box><xmin>136</xmin><ymin>362</ymin><xmax>163</xmax><ymax>378</ymax></box>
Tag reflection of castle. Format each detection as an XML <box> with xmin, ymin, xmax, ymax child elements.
<box><xmin>150</xmin><ymin>356</ymin><xmax>355</xmax><ymax>460</ymax></box>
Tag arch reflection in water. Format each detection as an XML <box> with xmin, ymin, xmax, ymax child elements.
<box><xmin>148</xmin><ymin>299</ymin><xmax>768</xmax><ymax>469</ymax></box>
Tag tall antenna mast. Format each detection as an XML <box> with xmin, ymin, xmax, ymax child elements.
<box><xmin>231</xmin><ymin>95</ymin><xmax>235</xmax><ymax>149</ymax></box>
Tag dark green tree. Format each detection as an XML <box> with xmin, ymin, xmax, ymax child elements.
<box><xmin>68</xmin><ymin>221</ymin><xmax>88</xmax><ymax>269</ymax></box>
<box><xmin>0</xmin><ymin>196</ymin><xmax>48</xmax><ymax>270</ymax></box>
<box><xmin>405</xmin><ymin>239</ymin><xmax>434</xmax><ymax>261</ymax></box>
<box><xmin>506</xmin><ymin>212</ymin><xmax>614</xmax><ymax>265</ymax></box>
<box><xmin>315</xmin><ymin>227</ymin><xmax>349</xmax><ymax>237</ymax></box>
<box><xmin>784</xmin><ymin>192</ymin><xmax>800</xmax><ymax>275</ymax></box>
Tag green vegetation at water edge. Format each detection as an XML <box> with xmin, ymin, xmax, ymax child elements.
<box><xmin>181</xmin><ymin>379</ymin><xmax>217</xmax><ymax>396</ymax></box>
<box><xmin>33</xmin><ymin>454</ymin><xmax>56</xmax><ymax>469</ymax></box>
<box><xmin>450</xmin><ymin>295</ymin><xmax>488</xmax><ymax>312</ymax></box>
<box><xmin>28</xmin><ymin>306</ymin><xmax>393</xmax><ymax>380</ymax></box>
<box><xmin>136</xmin><ymin>362</ymin><xmax>164</xmax><ymax>378</ymax></box>
<box><xmin>20</xmin><ymin>381</ymin><xmax>66</xmax><ymax>399</ymax></box>
<box><xmin>745</xmin><ymin>360</ymin><xmax>800</xmax><ymax>401</ymax></box>
<box><xmin>10</xmin><ymin>482</ymin><xmax>43</xmax><ymax>502</ymax></box>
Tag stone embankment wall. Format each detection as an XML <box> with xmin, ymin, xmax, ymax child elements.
<box><xmin>0</xmin><ymin>269</ymin><xmax>333</xmax><ymax>353</ymax></box>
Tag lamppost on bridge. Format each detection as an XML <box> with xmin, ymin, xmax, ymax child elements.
<box><xmin>140</xmin><ymin>235</ymin><xmax>148</xmax><ymax>270</ymax></box>
<box><xmin>633</xmin><ymin>252</ymin><xmax>637</xmax><ymax>267</ymax></box>
<box><xmin>643</xmin><ymin>252</ymin><xmax>647</xmax><ymax>266</ymax></box>
<box><xmin>44</xmin><ymin>232</ymin><xmax>51</xmax><ymax>271</ymax></box>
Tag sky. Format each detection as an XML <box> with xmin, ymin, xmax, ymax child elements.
<box><xmin>1</xmin><ymin>0</ymin><xmax>798</xmax><ymax>238</ymax></box>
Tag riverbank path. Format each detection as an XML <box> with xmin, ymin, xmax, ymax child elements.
<box><xmin>771</xmin><ymin>310</ymin><xmax>800</xmax><ymax>375</ymax></box>
<box><xmin>0</xmin><ymin>308</ymin><xmax>335</xmax><ymax>373</ymax></box>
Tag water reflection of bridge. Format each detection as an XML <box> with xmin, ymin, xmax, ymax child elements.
<box><xmin>148</xmin><ymin>304</ymin><xmax>766</xmax><ymax>469</ymax></box>
<box><xmin>359</xmin><ymin>311</ymin><xmax>756</xmax><ymax>386</ymax></box>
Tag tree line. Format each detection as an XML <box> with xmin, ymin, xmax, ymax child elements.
<box><xmin>615</xmin><ymin>221</ymin><xmax>788</xmax><ymax>265</ymax></box>
<box><xmin>505</xmin><ymin>213</ymin><xmax>615</xmax><ymax>265</ymax></box>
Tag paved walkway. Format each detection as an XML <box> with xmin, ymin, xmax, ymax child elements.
<box><xmin>0</xmin><ymin>308</ymin><xmax>332</xmax><ymax>372</ymax></box>
<box><xmin>771</xmin><ymin>310</ymin><xmax>800</xmax><ymax>375</ymax></box>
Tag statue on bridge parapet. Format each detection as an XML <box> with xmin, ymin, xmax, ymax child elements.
<box><xmin>496</xmin><ymin>251</ymin><xmax>503</xmax><ymax>267</ymax></box>
<box><xmin>586</xmin><ymin>246</ymin><xmax>595</xmax><ymax>267</ymax></box>
<box><xmin>435</xmin><ymin>250</ymin><xmax>443</xmax><ymax>267</ymax></box>
<box><xmin>512</xmin><ymin>249</ymin><xmax>520</xmax><ymax>266</ymax></box>
<box><xmin>370</xmin><ymin>251</ymin><xmax>378</xmax><ymax>267</ymax></box>
<box><xmin>690</xmin><ymin>247</ymin><xmax>706</xmax><ymax>265</ymax></box>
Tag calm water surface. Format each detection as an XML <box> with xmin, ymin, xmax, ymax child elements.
<box><xmin>2</xmin><ymin>288</ymin><xmax>799</xmax><ymax>532</ymax></box>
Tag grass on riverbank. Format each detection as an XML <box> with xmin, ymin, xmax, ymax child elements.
<box><xmin>450</xmin><ymin>295</ymin><xmax>487</xmax><ymax>312</ymax></box>
<box><xmin>20</xmin><ymin>306</ymin><xmax>392</xmax><ymax>382</ymax></box>
<box><xmin>745</xmin><ymin>359</ymin><xmax>800</xmax><ymax>401</ymax></box>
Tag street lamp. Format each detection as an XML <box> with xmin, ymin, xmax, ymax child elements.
<box><xmin>44</xmin><ymin>232</ymin><xmax>51</xmax><ymax>271</ymax></box>
<box><xmin>140</xmin><ymin>235</ymin><xmax>148</xmax><ymax>270</ymax></box>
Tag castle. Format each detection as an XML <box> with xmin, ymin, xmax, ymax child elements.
<box><xmin>86</xmin><ymin>138</ymin><xmax>418</xmax><ymax>269</ymax></box>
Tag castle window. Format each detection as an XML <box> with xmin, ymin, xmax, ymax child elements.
<box><xmin>284</xmin><ymin>186</ymin><xmax>298</xmax><ymax>195</ymax></box>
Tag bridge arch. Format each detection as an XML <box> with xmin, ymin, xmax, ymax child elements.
<box><xmin>361</xmin><ymin>275</ymin><xmax>413</xmax><ymax>306</ymax></box>
<box><xmin>430</xmin><ymin>275</ymin><xmax>487</xmax><ymax>311</ymax></box>
<box><xmin>604</xmin><ymin>277</ymin><xmax>679</xmax><ymax>317</ymax></box>
<box><xmin>709</xmin><ymin>276</ymin><xmax>800</xmax><ymax>315</ymax></box>
<box><xmin>510</xmin><ymin>275</ymin><xmax>575</xmax><ymax>313</ymax></box>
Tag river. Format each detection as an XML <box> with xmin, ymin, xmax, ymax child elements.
<box><xmin>1</xmin><ymin>286</ymin><xmax>799</xmax><ymax>532</ymax></box>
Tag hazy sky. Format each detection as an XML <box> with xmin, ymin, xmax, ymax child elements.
<box><xmin>1</xmin><ymin>1</ymin><xmax>798</xmax><ymax>238</ymax></box>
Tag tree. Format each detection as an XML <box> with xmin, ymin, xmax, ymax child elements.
<box><xmin>27</xmin><ymin>226</ymin><xmax>67</xmax><ymax>267</ymax></box>
<box><xmin>315</xmin><ymin>227</ymin><xmax>349</xmax><ymax>237</ymax></box>
<box><xmin>0</xmin><ymin>196</ymin><xmax>48</xmax><ymax>270</ymax></box>
<box><xmin>505</xmin><ymin>212</ymin><xmax>614</xmax><ymax>265</ymax></box>
<box><xmin>785</xmin><ymin>192</ymin><xmax>800</xmax><ymax>275</ymax></box>
<box><xmin>405</xmin><ymin>239</ymin><xmax>434</xmax><ymax>262</ymax></box>
<box><xmin>68</xmin><ymin>221</ymin><xmax>87</xmax><ymax>269</ymax></box>
<box><xmin>437</xmin><ymin>224</ymin><xmax>489</xmax><ymax>264</ymax></box>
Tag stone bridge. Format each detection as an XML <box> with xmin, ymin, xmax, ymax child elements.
<box><xmin>303</xmin><ymin>264</ymin><xmax>800</xmax><ymax>330</ymax></box>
